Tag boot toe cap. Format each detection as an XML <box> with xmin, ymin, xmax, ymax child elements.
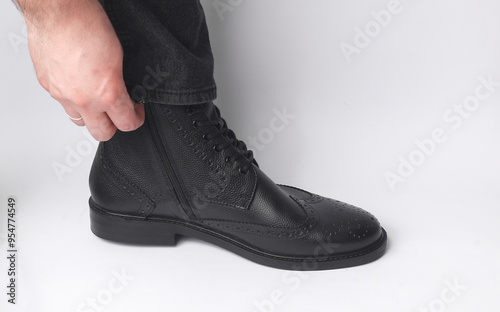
<box><xmin>310</xmin><ymin>199</ymin><xmax>383</xmax><ymax>255</ymax></box>
<box><xmin>279</xmin><ymin>185</ymin><xmax>384</xmax><ymax>255</ymax></box>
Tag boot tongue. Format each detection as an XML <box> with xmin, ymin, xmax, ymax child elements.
<box><xmin>202</xmin><ymin>102</ymin><xmax>220</xmax><ymax>123</ymax></box>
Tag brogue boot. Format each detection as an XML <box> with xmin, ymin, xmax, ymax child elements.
<box><xmin>89</xmin><ymin>102</ymin><xmax>387</xmax><ymax>270</ymax></box>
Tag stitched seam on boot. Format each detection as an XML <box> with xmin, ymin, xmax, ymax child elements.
<box><xmin>200</xmin><ymin>196</ymin><xmax>314</xmax><ymax>229</ymax></box>
<box><xmin>200</xmin><ymin>196</ymin><xmax>319</xmax><ymax>238</ymax></box>
<box><xmin>190</xmin><ymin>165</ymin><xmax>258</xmax><ymax>210</ymax></box>
<box><xmin>101</xmin><ymin>147</ymin><xmax>156</xmax><ymax>217</ymax></box>
<box><xmin>277</xmin><ymin>184</ymin><xmax>324</xmax><ymax>204</ymax></box>
<box><xmin>164</xmin><ymin>105</ymin><xmax>256</xmax><ymax>210</ymax></box>
<box><xmin>91</xmin><ymin>203</ymin><xmax>386</xmax><ymax>262</ymax></box>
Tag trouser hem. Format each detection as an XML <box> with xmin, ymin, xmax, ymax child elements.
<box><xmin>131</xmin><ymin>85</ymin><xmax>217</xmax><ymax>105</ymax></box>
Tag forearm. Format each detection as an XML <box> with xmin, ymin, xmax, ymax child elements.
<box><xmin>13</xmin><ymin>0</ymin><xmax>96</xmax><ymax>28</ymax></box>
<box><xmin>14</xmin><ymin>0</ymin><xmax>141</xmax><ymax>141</ymax></box>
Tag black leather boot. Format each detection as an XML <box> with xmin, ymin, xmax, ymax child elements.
<box><xmin>89</xmin><ymin>102</ymin><xmax>387</xmax><ymax>270</ymax></box>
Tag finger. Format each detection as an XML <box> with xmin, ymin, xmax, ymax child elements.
<box><xmin>59</xmin><ymin>100</ymin><xmax>86</xmax><ymax>127</ymax></box>
<box><xmin>66</xmin><ymin>111</ymin><xmax>86</xmax><ymax>126</ymax></box>
<box><xmin>82</xmin><ymin>111</ymin><xmax>118</xmax><ymax>142</ymax></box>
<box><xmin>106</xmin><ymin>96</ymin><xmax>145</xmax><ymax>132</ymax></box>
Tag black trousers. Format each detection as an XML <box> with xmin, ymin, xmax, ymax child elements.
<box><xmin>99</xmin><ymin>0</ymin><xmax>216</xmax><ymax>105</ymax></box>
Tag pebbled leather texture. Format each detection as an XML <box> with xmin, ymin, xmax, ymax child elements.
<box><xmin>89</xmin><ymin>121</ymin><xmax>176</xmax><ymax>218</ymax></box>
<box><xmin>89</xmin><ymin>101</ymin><xmax>386</xmax><ymax>263</ymax></box>
<box><xmin>151</xmin><ymin>103</ymin><xmax>257</xmax><ymax>211</ymax></box>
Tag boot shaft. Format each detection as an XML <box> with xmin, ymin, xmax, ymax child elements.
<box><xmin>89</xmin><ymin>102</ymin><xmax>257</xmax><ymax>220</ymax></box>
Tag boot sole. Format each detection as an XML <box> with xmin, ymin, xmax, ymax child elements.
<box><xmin>89</xmin><ymin>198</ymin><xmax>387</xmax><ymax>271</ymax></box>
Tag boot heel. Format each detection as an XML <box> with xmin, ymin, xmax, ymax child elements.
<box><xmin>89</xmin><ymin>198</ymin><xmax>178</xmax><ymax>246</ymax></box>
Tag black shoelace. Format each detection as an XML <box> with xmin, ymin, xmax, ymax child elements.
<box><xmin>186</xmin><ymin>105</ymin><xmax>257</xmax><ymax>174</ymax></box>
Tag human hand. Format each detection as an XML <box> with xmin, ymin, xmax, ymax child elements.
<box><xmin>24</xmin><ymin>0</ymin><xmax>144</xmax><ymax>141</ymax></box>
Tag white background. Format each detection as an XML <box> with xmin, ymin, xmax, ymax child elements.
<box><xmin>1</xmin><ymin>0</ymin><xmax>500</xmax><ymax>311</ymax></box>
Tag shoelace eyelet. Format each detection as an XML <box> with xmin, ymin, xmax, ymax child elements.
<box><xmin>188</xmin><ymin>105</ymin><xmax>256</xmax><ymax>171</ymax></box>
<box><xmin>239</xmin><ymin>167</ymin><xmax>248</xmax><ymax>175</ymax></box>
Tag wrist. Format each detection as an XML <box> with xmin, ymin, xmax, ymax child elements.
<box><xmin>20</xmin><ymin>0</ymin><xmax>91</xmax><ymax>29</ymax></box>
